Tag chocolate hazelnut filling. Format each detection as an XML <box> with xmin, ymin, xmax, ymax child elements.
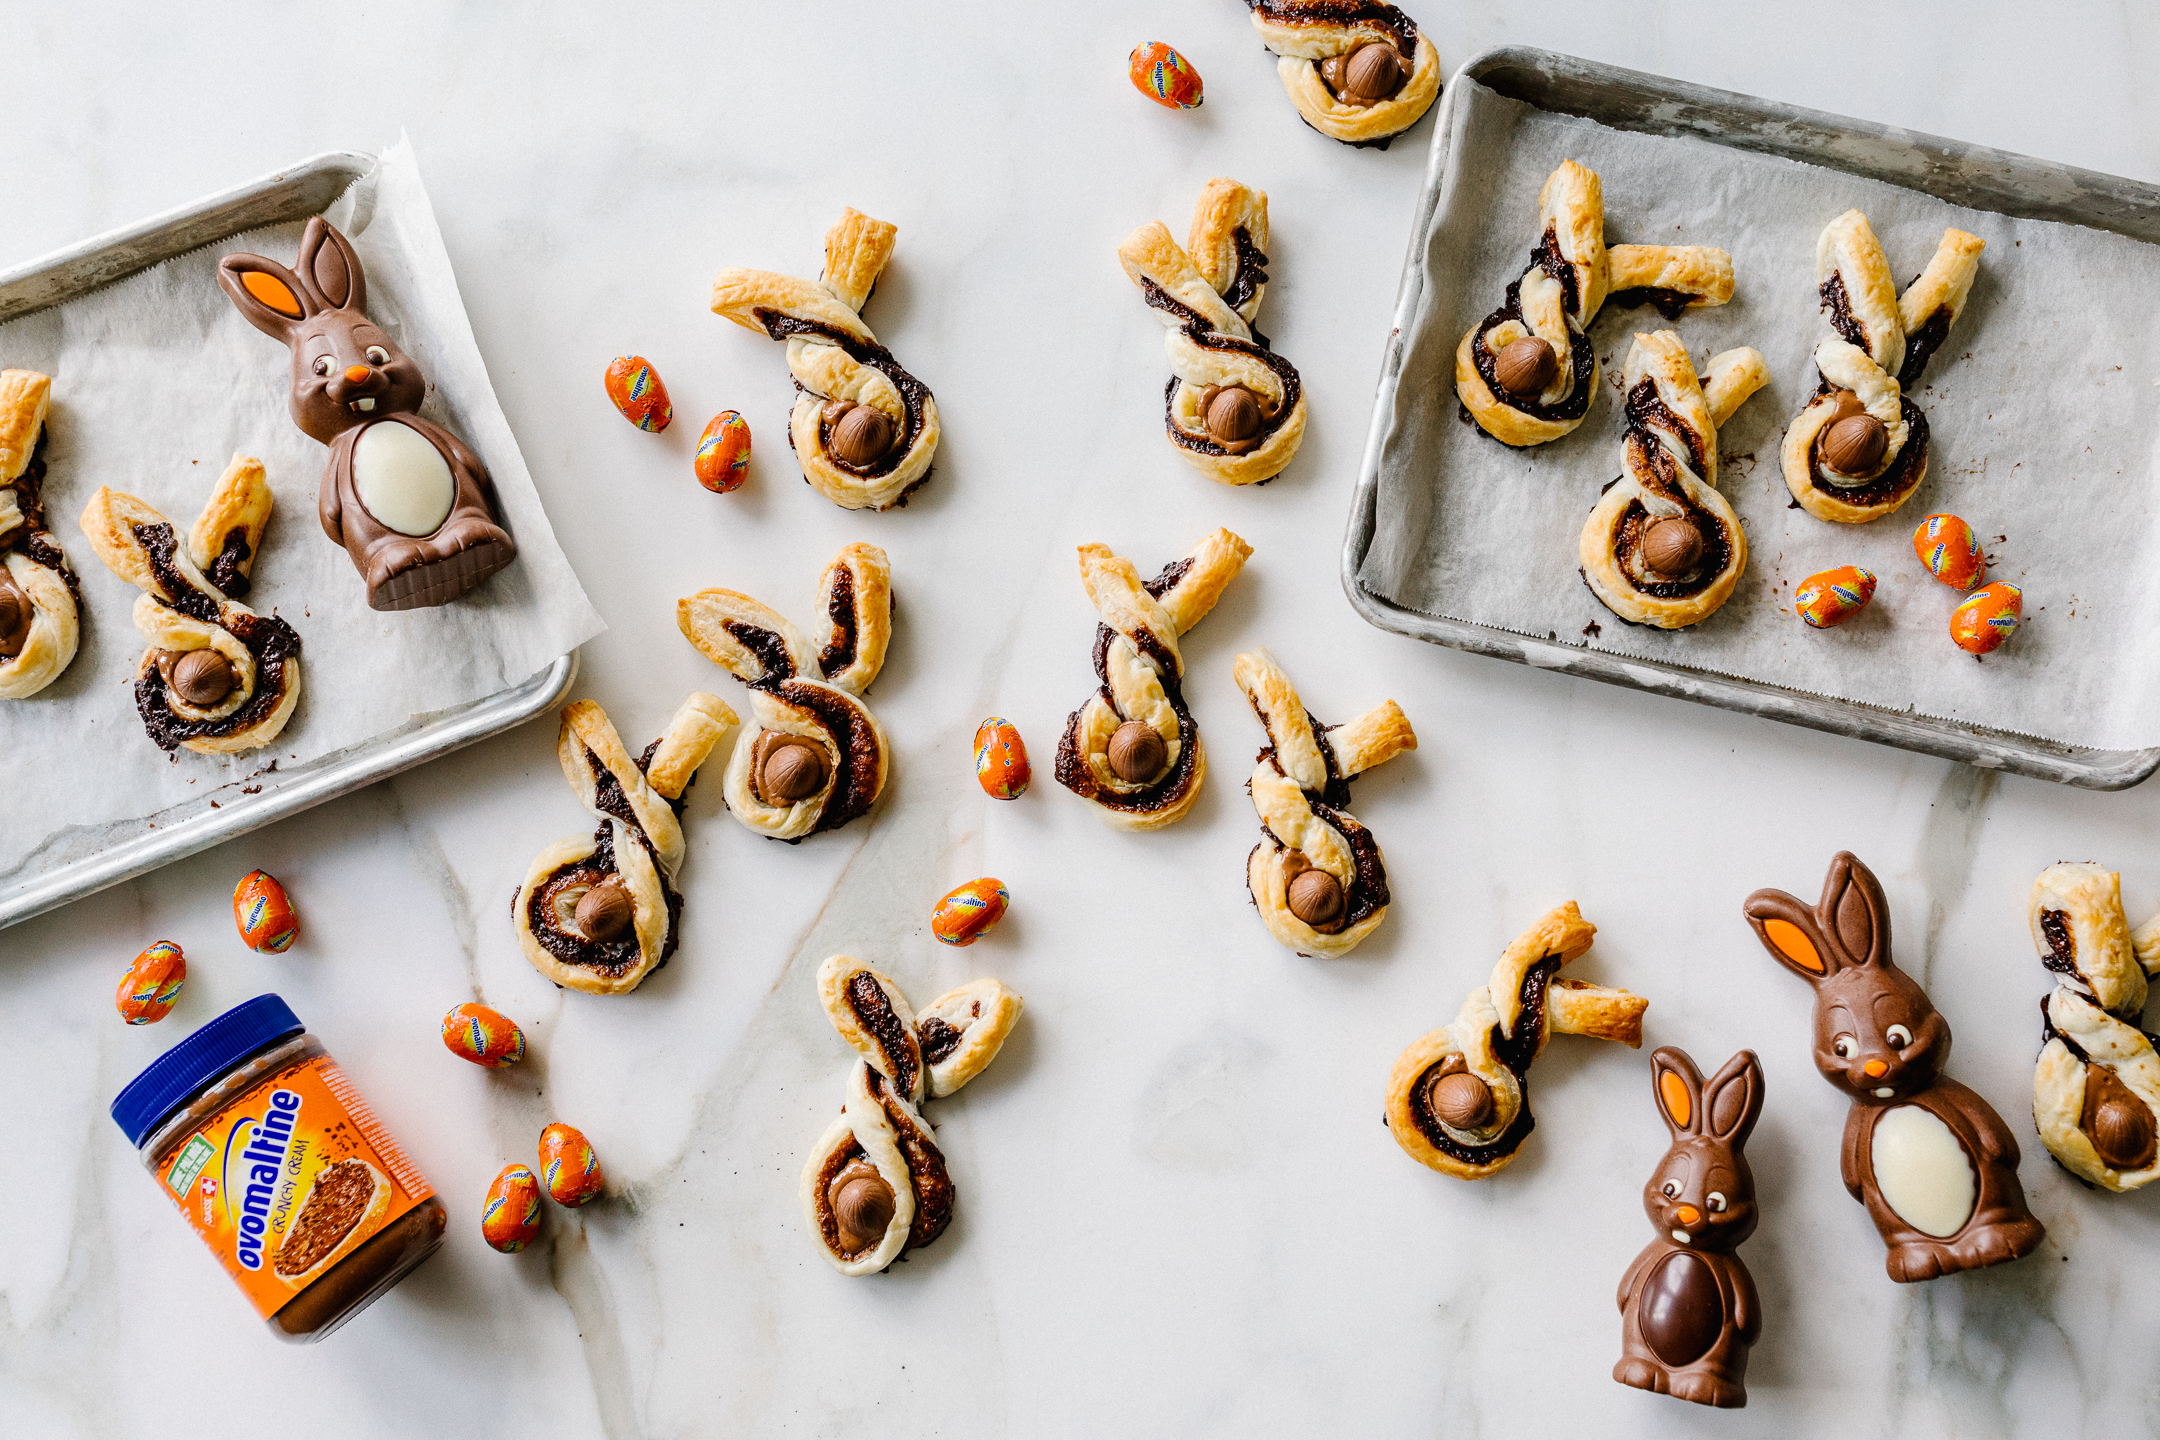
<box><xmin>862</xmin><ymin>1067</ymin><xmax>954</xmax><ymax>1249</ymax></box>
<box><xmin>817</xmin><ymin>563</ymin><xmax>859</xmax><ymax>679</ymax></box>
<box><xmin>1603</xmin><ymin>287</ymin><xmax>1701</xmax><ymax>322</ymax></box>
<box><xmin>129</xmin><ymin>521</ymin><xmax>301</xmax><ymax>752</ymax></box>
<box><xmin>522</xmin><ymin>745</ymin><xmax>686</xmax><ymax>979</ymax></box>
<box><xmin>209</xmin><ymin>527</ymin><xmax>254</xmax><ymax>598</ymax></box>
<box><xmin>752</xmin><ymin>310</ymin><xmax>929</xmax><ymax>482</ymax></box>
<box><xmin>1138</xmin><ymin>270</ymin><xmax>1302</xmax><ymax>471</ymax></box>
<box><xmin>3</xmin><ymin>439</ymin><xmax>82</xmax><ymax>610</ymax></box>
<box><xmin>1405</xmin><ymin>955</ymin><xmax>1561</xmax><ymax>1167</ymax></box>
<box><xmin>918</xmin><ymin>1015</ymin><xmax>964</xmax><ymax>1065</ymax></box>
<box><xmin>1219</xmin><ymin>228</ymin><xmax>1270</xmax><ymax>317</ymax></box>
<box><xmin>845</xmin><ymin>971</ymin><xmax>922</xmax><ymax>1098</ymax></box>
<box><xmin>1899</xmin><ymin>305</ymin><xmax>1954</xmax><ymax>387</ymax></box>
<box><xmin>2038</xmin><ymin>909</ymin><xmax>2080</xmax><ymax>982</ymax></box>
<box><xmin>0</xmin><ymin>569</ymin><xmax>29</xmax><ymax>656</ymax></box>
<box><xmin>1471</xmin><ymin>225</ymin><xmax>1598</xmax><ymax>424</ymax></box>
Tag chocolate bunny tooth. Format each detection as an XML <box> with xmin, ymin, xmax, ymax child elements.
<box><xmin>1745</xmin><ymin>852</ymin><xmax>2045</xmax><ymax>1282</ymax></box>
<box><xmin>1615</xmin><ymin>1047</ymin><xmax>1763</xmax><ymax>1410</ymax></box>
<box><xmin>217</xmin><ymin>218</ymin><xmax>516</xmax><ymax>611</ymax></box>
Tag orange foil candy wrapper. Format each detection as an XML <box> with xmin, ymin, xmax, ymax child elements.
<box><xmin>1129</xmin><ymin>42</ymin><xmax>1204</xmax><ymax>110</ymax></box>
<box><xmin>232</xmin><ymin>871</ymin><xmax>299</xmax><ymax>953</ymax></box>
<box><xmin>1794</xmin><ymin>566</ymin><xmax>1876</xmax><ymax>629</ymax></box>
<box><xmin>482</xmin><ymin>1165</ymin><xmax>543</xmax><ymax>1252</ymax></box>
<box><xmin>440</xmin><ymin>1003</ymin><xmax>527</xmax><ymax>1068</ymax></box>
<box><xmin>973</xmin><ymin>718</ymin><xmax>1030</xmax><ymax>800</ymax></box>
<box><xmin>1912</xmin><ymin>514</ymin><xmax>1986</xmax><ymax>591</ymax></box>
<box><xmin>604</xmin><ymin>355</ymin><xmax>673</xmax><ymax>432</ymax></box>
<box><xmin>116</xmin><ymin>941</ymin><xmax>186</xmax><ymax>1025</ymax></box>
<box><xmin>539</xmin><ymin>1123</ymin><xmax>604</xmax><ymax>1207</ymax></box>
<box><xmin>932</xmin><ymin>878</ymin><xmax>1010</xmax><ymax>947</ymax></box>
<box><xmin>695</xmin><ymin>411</ymin><xmax>752</xmax><ymax>493</ymax></box>
<box><xmin>1951</xmin><ymin>582</ymin><xmax>2023</xmax><ymax>654</ymax></box>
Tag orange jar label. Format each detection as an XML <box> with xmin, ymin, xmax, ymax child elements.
<box><xmin>158</xmin><ymin>1054</ymin><xmax>433</xmax><ymax>1319</ymax></box>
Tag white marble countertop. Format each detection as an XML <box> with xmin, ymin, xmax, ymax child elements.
<box><xmin>7</xmin><ymin>2</ymin><xmax>2160</xmax><ymax>1435</ymax></box>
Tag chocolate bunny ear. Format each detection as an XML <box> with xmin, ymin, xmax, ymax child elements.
<box><xmin>294</xmin><ymin>217</ymin><xmax>366</xmax><ymax>313</ymax></box>
<box><xmin>1818</xmin><ymin>851</ymin><xmax>1891</xmax><ymax>969</ymax></box>
<box><xmin>217</xmin><ymin>253</ymin><xmax>316</xmax><ymax>341</ymax></box>
<box><xmin>1701</xmin><ymin>1049</ymin><xmax>1765</xmax><ymax>1148</ymax></box>
<box><xmin>1650</xmin><ymin>1046</ymin><xmax>1707</xmax><ymax>1138</ymax></box>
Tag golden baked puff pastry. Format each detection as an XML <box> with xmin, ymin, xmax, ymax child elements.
<box><xmin>1117</xmin><ymin>179</ymin><xmax>1307</xmax><ymax>484</ymax></box>
<box><xmin>710</xmin><ymin>209</ymin><xmax>940</xmax><ymax>511</ymax></box>
<box><xmin>801</xmin><ymin>954</ymin><xmax>1023</xmax><ymax>1276</ymax></box>
<box><xmin>1243</xmin><ymin>1</ymin><xmax>1443</xmax><ymax>149</ymax></box>
<box><xmin>1781</xmin><ymin>211</ymin><xmax>1983</xmax><ymax>524</ymax></box>
<box><xmin>1581</xmin><ymin>333</ymin><xmax>1770</xmax><ymax>629</ymax></box>
<box><xmin>677</xmin><ymin>543</ymin><xmax>892</xmax><ymax>841</ymax></box>
<box><xmin>1054</xmin><ymin>528</ymin><xmax>1252</xmax><ymax>831</ymax></box>
<box><xmin>1387</xmin><ymin>903</ymin><xmax>1648</xmax><ymax>1180</ymax></box>
<box><xmin>1234</xmin><ymin>649</ymin><xmax>1415</xmax><ymax>958</ymax></box>
<box><xmin>1457</xmin><ymin>161</ymin><xmax>1736</xmax><ymax>448</ymax></box>
<box><xmin>513</xmin><ymin>695</ymin><xmax>734</xmax><ymax>996</ymax></box>
<box><xmin>78</xmin><ymin>457</ymin><xmax>302</xmax><ymax>754</ymax></box>
<box><xmin>2028</xmin><ymin>862</ymin><xmax>2160</xmax><ymax>1192</ymax></box>
<box><xmin>0</xmin><ymin>370</ymin><xmax>82</xmax><ymax>699</ymax></box>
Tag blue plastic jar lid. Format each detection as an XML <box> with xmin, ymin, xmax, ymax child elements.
<box><xmin>111</xmin><ymin>994</ymin><xmax>306</xmax><ymax>1148</ymax></box>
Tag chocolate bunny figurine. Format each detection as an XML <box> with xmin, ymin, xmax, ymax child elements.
<box><xmin>217</xmin><ymin>218</ymin><xmax>515</xmax><ymax>610</ymax></box>
<box><xmin>1615</xmin><ymin>1047</ymin><xmax>1763</xmax><ymax>1409</ymax></box>
<box><xmin>1745</xmin><ymin>852</ymin><xmax>2045</xmax><ymax>1282</ymax></box>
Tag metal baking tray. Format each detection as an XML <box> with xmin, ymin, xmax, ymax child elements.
<box><xmin>0</xmin><ymin>151</ymin><xmax>580</xmax><ymax>930</ymax></box>
<box><xmin>1342</xmin><ymin>47</ymin><xmax>2160</xmax><ymax>791</ymax></box>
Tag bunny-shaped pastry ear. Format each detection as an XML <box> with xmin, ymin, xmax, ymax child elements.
<box><xmin>1743</xmin><ymin>850</ymin><xmax>1890</xmax><ymax>982</ymax></box>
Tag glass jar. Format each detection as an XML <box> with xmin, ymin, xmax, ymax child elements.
<box><xmin>112</xmin><ymin>994</ymin><xmax>446</xmax><ymax>1343</ymax></box>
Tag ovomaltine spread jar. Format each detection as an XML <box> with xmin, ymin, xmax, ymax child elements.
<box><xmin>112</xmin><ymin>994</ymin><xmax>446</xmax><ymax>1342</ymax></box>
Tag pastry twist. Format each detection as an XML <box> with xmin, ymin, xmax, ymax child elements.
<box><xmin>1456</xmin><ymin>160</ymin><xmax>1737</xmax><ymax>448</ymax></box>
<box><xmin>1780</xmin><ymin>210</ymin><xmax>1984</xmax><ymax>523</ymax></box>
<box><xmin>1054</xmin><ymin>529</ymin><xmax>1252</xmax><ymax>831</ymax></box>
<box><xmin>1117</xmin><ymin>179</ymin><xmax>1307</xmax><ymax>485</ymax></box>
<box><xmin>710</xmin><ymin>209</ymin><xmax>940</xmax><ymax>511</ymax></box>
<box><xmin>1581</xmin><ymin>333</ymin><xmax>1770</xmax><ymax>629</ymax></box>
<box><xmin>77</xmin><ymin>457</ymin><xmax>302</xmax><ymax>754</ymax></box>
<box><xmin>1234</xmin><ymin>649</ymin><xmax>1415</xmax><ymax>958</ymax></box>
<box><xmin>677</xmin><ymin>543</ymin><xmax>893</xmax><ymax>841</ymax></box>
<box><xmin>513</xmin><ymin>695</ymin><xmax>735</xmax><ymax>996</ymax></box>
<box><xmin>1387</xmin><ymin>903</ymin><xmax>1648</xmax><ymax>1180</ymax></box>
<box><xmin>2028</xmin><ymin>862</ymin><xmax>2160</xmax><ymax>1192</ymax></box>
<box><xmin>0</xmin><ymin>370</ymin><xmax>81</xmax><ymax>699</ymax></box>
<box><xmin>1244</xmin><ymin>1</ymin><xmax>1443</xmax><ymax>149</ymax></box>
<box><xmin>801</xmin><ymin>954</ymin><xmax>1023</xmax><ymax>1276</ymax></box>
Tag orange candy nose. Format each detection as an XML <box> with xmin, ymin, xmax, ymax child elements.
<box><xmin>1673</xmin><ymin>1204</ymin><xmax>1702</xmax><ymax>1226</ymax></box>
<box><xmin>344</xmin><ymin>364</ymin><xmax>372</xmax><ymax>383</ymax></box>
<box><xmin>1863</xmin><ymin>1059</ymin><xmax>1888</xmax><ymax>1078</ymax></box>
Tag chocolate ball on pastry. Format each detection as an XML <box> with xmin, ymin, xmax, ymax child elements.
<box><xmin>678</xmin><ymin>543</ymin><xmax>892</xmax><ymax>841</ymax></box>
<box><xmin>1245</xmin><ymin>2</ymin><xmax>1442</xmax><ymax>149</ymax></box>
<box><xmin>1235</xmin><ymin>648</ymin><xmax>1414</xmax><ymax>958</ymax></box>
<box><xmin>1055</xmin><ymin>530</ymin><xmax>1251</xmax><ymax>832</ymax></box>
<box><xmin>1117</xmin><ymin>179</ymin><xmax>1306</xmax><ymax>485</ymax></box>
<box><xmin>0</xmin><ymin>370</ymin><xmax>83</xmax><ymax>701</ymax></box>
<box><xmin>512</xmin><ymin>694</ymin><xmax>736</xmax><ymax>996</ymax></box>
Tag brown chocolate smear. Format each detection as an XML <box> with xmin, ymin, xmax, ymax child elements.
<box><xmin>1286</xmin><ymin>864</ymin><xmax>1344</xmax><ymax>927</ymax></box>
<box><xmin>846</xmin><ymin>972</ymin><xmax>920</xmax><ymax>1098</ymax></box>
<box><xmin>0</xmin><ymin>569</ymin><xmax>28</xmax><ymax>657</ymax></box>
<box><xmin>170</xmin><ymin>648</ymin><xmax>236</xmax><ymax>706</ymax></box>
<box><xmin>829</xmin><ymin>1160</ymin><xmax>896</xmax><ymax>1253</ymax></box>
<box><xmin>575</xmin><ymin>876</ymin><xmax>634</xmax><ymax>943</ymax></box>
<box><xmin>1108</xmin><ymin>720</ymin><xmax>1167</xmax><ymax>783</ymax></box>
<box><xmin>1428</xmin><ymin>1070</ymin><xmax>1493</xmax><ymax>1130</ymax></box>
<box><xmin>2083</xmin><ymin>1065</ymin><xmax>2157</xmax><ymax>1172</ymax></box>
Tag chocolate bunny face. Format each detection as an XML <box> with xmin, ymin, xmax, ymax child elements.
<box><xmin>1645</xmin><ymin>1047</ymin><xmax>1763</xmax><ymax>1253</ymax></box>
<box><xmin>1744</xmin><ymin>850</ymin><xmax>1950</xmax><ymax>1104</ymax></box>
<box><xmin>217</xmin><ymin>219</ymin><xmax>426</xmax><ymax>444</ymax></box>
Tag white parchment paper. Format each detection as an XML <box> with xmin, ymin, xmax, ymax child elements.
<box><xmin>1</xmin><ymin>137</ymin><xmax>602</xmax><ymax>881</ymax></box>
<box><xmin>1358</xmin><ymin>82</ymin><xmax>2160</xmax><ymax>750</ymax></box>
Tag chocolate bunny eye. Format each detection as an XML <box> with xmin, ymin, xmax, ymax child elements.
<box><xmin>1833</xmin><ymin>1035</ymin><xmax>1855</xmax><ymax>1058</ymax></box>
<box><xmin>1886</xmin><ymin>1024</ymin><xmax>1913</xmax><ymax>1048</ymax></box>
<box><xmin>1707</xmin><ymin>1192</ymin><xmax>1728</xmax><ymax>1213</ymax></box>
<box><xmin>1661</xmin><ymin>1179</ymin><xmax>1680</xmax><ymax>1199</ymax></box>
<box><xmin>365</xmin><ymin>345</ymin><xmax>389</xmax><ymax>366</ymax></box>
<box><xmin>312</xmin><ymin>355</ymin><xmax>333</xmax><ymax>377</ymax></box>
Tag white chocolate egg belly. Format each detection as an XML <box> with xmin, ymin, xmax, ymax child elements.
<box><xmin>1872</xmin><ymin>1105</ymin><xmax>1976</xmax><ymax>1238</ymax></box>
<box><xmin>354</xmin><ymin>420</ymin><xmax>455</xmax><ymax>536</ymax></box>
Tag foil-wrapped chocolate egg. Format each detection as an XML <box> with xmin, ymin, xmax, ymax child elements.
<box><xmin>232</xmin><ymin>870</ymin><xmax>298</xmax><ymax>953</ymax></box>
<box><xmin>1794</xmin><ymin>566</ymin><xmax>1876</xmax><ymax>629</ymax></box>
<box><xmin>604</xmin><ymin>355</ymin><xmax>673</xmax><ymax>432</ymax></box>
<box><xmin>115</xmin><ymin>941</ymin><xmax>185</xmax><ymax>1025</ymax></box>
<box><xmin>973</xmin><ymin>718</ymin><xmax>1030</xmax><ymax>800</ymax></box>
<box><xmin>539</xmin><ymin>1123</ymin><xmax>605</xmax><ymax>1207</ymax></box>
<box><xmin>694</xmin><ymin>410</ymin><xmax>752</xmax><ymax>493</ymax></box>
<box><xmin>1129</xmin><ymin>41</ymin><xmax>1204</xmax><ymax>110</ymax></box>
<box><xmin>1951</xmin><ymin>582</ymin><xmax>2023</xmax><ymax>654</ymax></box>
<box><xmin>441</xmin><ymin>1003</ymin><xmax>527</xmax><ymax>1068</ymax></box>
<box><xmin>932</xmin><ymin>878</ymin><xmax>1010</xmax><ymax>947</ymax></box>
<box><xmin>1913</xmin><ymin>514</ymin><xmax>1986</xmax><ymax>591</ymax></box>
<box><xmin>482</xmin><ymin>1165</ymin><xmax>543</xmax><ymax>1252</ymax></box>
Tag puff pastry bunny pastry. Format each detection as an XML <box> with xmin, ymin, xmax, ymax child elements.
<box><xmin>0</xmin><ymin>370</ymin><xmax>81</xmax><ymax>699</ymax></box>
<box><xmin>1781</xmin><ymin>211</ymin><xmax>1984</xmax><ymax>524</ymax></box>
<box><xmin>513</xmin><ymin>695</ymin><xmax>735</xmax><ymax>996</ymax></box>
<box><xmin>2028</xmin><ymin>862</ymin><xmax>2160</xmax><ymax>1192</ymax></box>
<box><xmin>1581</xmin><ymin>333</ymin><xmax>1770</xmax><ymax>629</ymax></box>
<box><xmin>1457</xmin><ymin>161</ymin><xmax>1737</xmax><ymax>448</ymax></box>
<box><xmin>802</xmin><ymin>954</ymin><xmax>1023</xmax><ymax>1276</ymax></box>
<box><xmin>1234</xmin><ymin>649</ymin><xmax>1415</xmax><ymax>957</ymax></box>
<box><xmin>78</xmin><ymin>458</ymin><xmax>302</xmax><ymax>753</ymax></box>
<box><xmin>1117</xmin><ymin>179</ymin><xmax>1307</xmax><ymax>484</ymax></box>
<box><xmin>1388</xmin><ymin>903</ymin><xmax>1648</xmax><ymax>1180</ymax></box>
<box><xmin>1055</xmin><ymin>529</ymin><xmax>1251</xmax><ymax>831</ymax></box>
<box><xmin>1243</xmin><ymin>1</ymin><xmax>1442</xmax><ymax>149</ymax></box>
<box><xmin>710</xmin><ymin>209</ymin><xmax>939</xmax><ymax>511</ymax></box>
<box><xmin>677</xmin><ymin>544</ymin><xmax>892</xmax><ymax>841</ymax></box>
